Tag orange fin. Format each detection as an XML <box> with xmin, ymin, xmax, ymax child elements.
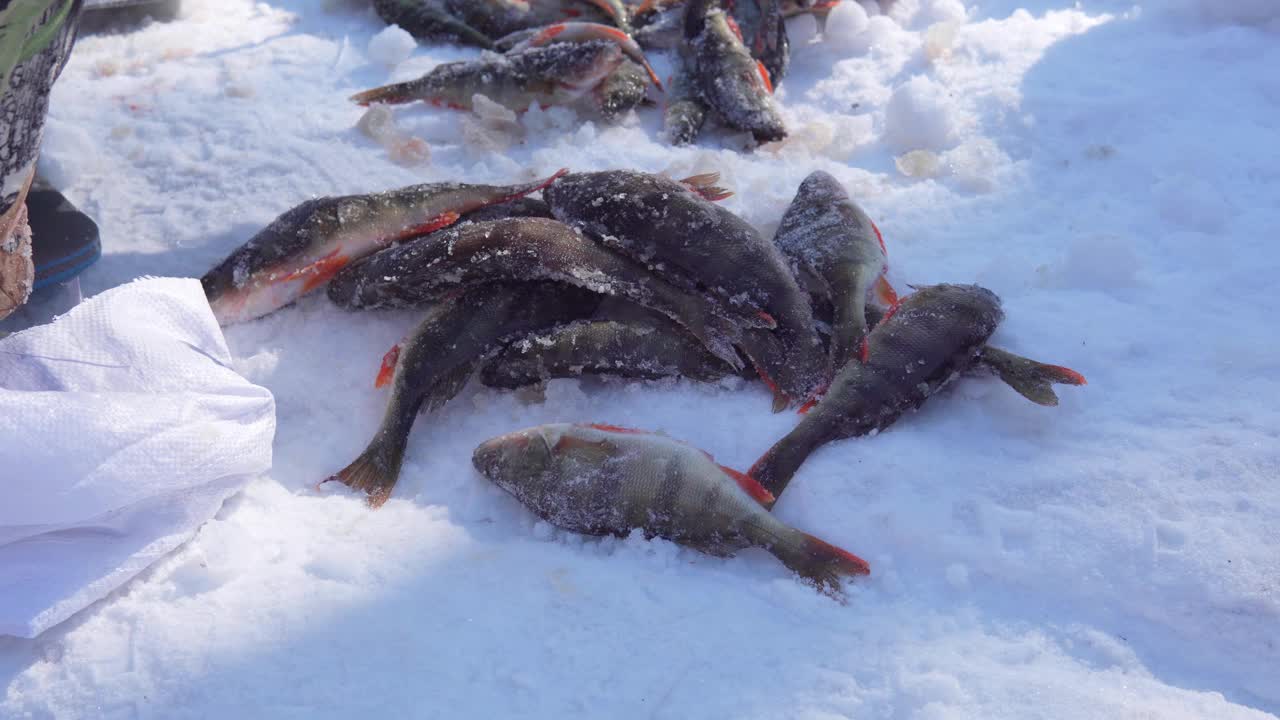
<box><xmin>280</xmin><ymin>248</ymin><xmax>350</xmax><ymax>294</ymax></box>
<box><xmin>725</xmin><ymin>15</ymin><xmax>744</xmax><ymax>42</ymax></box>
<box><xmin>720</xmin><ymin>464</ymin><xmax>776</xmax><ymax>508</ymax></box>
<box><xmin>350</xmin><ymin>84</ymin><xmax>411</xmax><ymax>106</ymax></box>
<box><xmin>1042</xmin><ymin>364</ymin><xmax>1087</xmax><ymax>385</ymax></box>
<box><xmin>796</xmin><ymin>396</ymin><xmax>819</xmax><ymax>415</ymax></box>
<box><xmin>532</xmin><ymin>24</ymin><xmax>568</xmax><ymax>44</ymax></box>
<box><xmin>756</xmin><ymin>309</ymin><xmax>777</xmax><ymax>328</ymax></box>
<box><xmin>870</xmin><ymin>220</ymin><xmax>887</xmax><ymax>256</ymax></box>
<box><xmin>395</xmin><ymin>210</ymin><xmax>462</xmax><ymax>242</ymax></box>
<box><xmin>874</xmin><ymin>275</ymin><xmax>899</xmax><ymax>306</ymax></box>
<box><xmin>584</xmin><ymin>423</ymin><xmax>648</xmax><ymax>434</ymax></box>
<box><xmin>756</xmin><ymin>61</ymin><xmax>774</xmax><ymax>94</ymax></box>
<box><xmin>375</xmin><ymin>343</ymin><xmax>401</xmax><ymax>389</ymax></box>
<box><xmin>679</xmin><ymin>172</ymin><xmax>733</xmax><ymax>201</ymax></box>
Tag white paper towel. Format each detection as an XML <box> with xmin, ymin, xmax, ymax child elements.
<box><xmin>0</xmin><ymin>277</ymin><xmax>275</xmax><ymax>637</ymax></box>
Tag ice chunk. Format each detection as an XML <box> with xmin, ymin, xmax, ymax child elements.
<box><xmin>940</xmin><ymin>137</ymin><xmax>1008</xmax><ymax>193</ymax></box>
<box><xmin>367</xmin><ymin>25</ymin><xmax>416</xmax><ymax>67</ymax></box>
<box><xmin>883</xmin><ymin>75</ymin><xmax>960</xmax><ymax>151</ymax></box>
<box><xmin>356</xmin><ymin>104</ymin><xmax>400</xmax><ymax>144</ymax></box>
<box><xmin>895</xmin><ymin>149</ymin><xmax>941</xmax><ymax>178</ymax></box>
<box><xmin>824</xmin><ymin>1</ymin><xmax>869</xmax><ymax>48</ymax></box>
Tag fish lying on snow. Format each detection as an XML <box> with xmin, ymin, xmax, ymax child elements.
<box><xmin>472</xmin><ymin>423</ymin><xmax>870</xmax><ymax>595</ymax></box>
<box><xmin>200</xmin><ymin>170</ymin><xmax>567</xmax><ymax>325</ymax></box>
<box><xmin>773</xmin><ymin>170</ymin><xmax>898</xmax><ymax>373</ymax></box>
<box><xmin>545</xmin><ymin>170</ymin><xmax>824</xmax><ymax>409</ymax></box>
<box><xmin>350</xmin><ymin>41</ymin><xmax>624</xmax><ymax>112</ymax></box>
<box><xmin>327</xmin><ymin>282</ymin><xmax>602</xmax><ymax>507</ymax></box>
<box><xmin>497</xmin><ymin>22</ymin><xmax>663</xmax><ymax>89</ymax></box>
<box><xmin>727</xmin><ymin>0</ymin><xmax>788</xmax><ymax>83</ymax></box>
<box><xmin>372</xmin><ymin>0</ymin><xmax>496</xmax><ymax>48</ymax></box>
<box><xmin>481</xmin><ymin>303</ymin><xmax>739</xmax><ymax>388</ymax></box>
<box><xmin>662</xmin><ymin>48</ymin><xmax>708</xmax><ymax>144</ymax></box>
<box><xmin>326</xmin><ymin>217</ymin><xmax>771</xmax><ymax>369</ymax></box>
<box><xmin>484</xmin><ymin>299</ymin><xmax>1084</xmax><ymax>404</ymax></box>
<box><xmin>751</xmin><ymin>284</ymin><xmax>1004</xmax><ymax>497</ymax></box>
<box><xmin>683</xmin><ymin>0</ymin><xmax>786</xmax><ymax>142</ymax></box>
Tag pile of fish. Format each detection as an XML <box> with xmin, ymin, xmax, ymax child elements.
<box><xmin>201</xmin><ymin>166</ymin><xmax>1084</xmax><ymax>598</ymax></box>
<box><xmin>356</xmin><ymin>0</ymin><xmax>878</xmax><ymax>144</ymax></box>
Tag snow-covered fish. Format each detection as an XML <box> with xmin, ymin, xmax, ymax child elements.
<box><xmin>200</xmin><ymin>171</ymin><xmax>567</xmax><ymax>325</ymax></box>
<box><xmin>751</xmin><ymin>284</ymin><xmax>1004</xmax><ymax>497</ymax></box>
<box><xmin>684</xmin><ymin>0</ymin><xmax>786</xmax><ymax>142</ymax></box>
<box><xmin>480</xmin><ymin>306</ymin><xmax>738</xmax><ymax>388</ymax></box>
<box><xmin>498</xmin><ymin>21</ymin><xmax>662</xmax><ymax>89</ymax></box>
<box><xmin>472</xmin><ymin>422</ymin><xmax>870</xmax><ymax>595</ymax></box>
<box><xmin>662</xmin><ymin>49</ymin><xmax>708</xmax><ymax>144</ymax></box>
<box><xmin>773</xmin><ymin>170</ymin><xmax>897</xmax><ymax>373</ymax></box>
<box><xmin>633</xmin><ymin>4</ymin><xmax>683</xmax><ymax>50</ymax></box>
<box><xmin>350</xmin><ymin>41</ymin><xmax>624</xmax><ymax>112</ymax></box>
<box><xmin>372</xmin><ymin>0</ymin><xmax>495</xmax><ymax>48</ymax></box>
<box><xmin>545</xmin><ymin>170</ymin><xmax>824</xmax><ymax>409</ymax></box>
<box><xmin>726</xmin><ymin>0</ymin><xmax>788</xmax><ymax>83</ymax></box>
<box><xmin>327</xmin><ymin>282</ymin><xmax>602</xmax><ymax>508</ymax></box>
<box><xmin>326</xmin><ymin>217</ymin><xmax>770</xmax><ymax>369</ymax></box>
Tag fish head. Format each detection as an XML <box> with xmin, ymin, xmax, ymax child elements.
<box><xmin>557</xmin><ymin>41</ymin><xmax>626</xmax><ymax>95</ymax></box>
<box><xmin>472</xmin><ymin>425</ymin><xmax>560</xmax><ymax>490</ymax></box>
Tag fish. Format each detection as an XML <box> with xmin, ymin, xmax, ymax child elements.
<box><xmin>633</xmin><ymin>5</ymin><xmax>683</xmax><ymax>50</ymax></box>
<box><xmin>853</xmin><ymin>303</ymin><xmax>1087</xmax><ymax>407</ymax></box>
<box><xmin>326</xmin><ymin>282</ymin><xmax>603</xmax><ymax>507</ymax></box>
<box><xmin>595</xmin><ymin>58</ymin><xmax>653</xmax><ymax>119</ymax></box>
<box><xmin>662</xmin><ymin>48</ymin><xmax>708</xmax><ymax>144</ymax></box>
<box><xmin>200</xmin><ymin>170</ymin><xmax>568</xmax><ymax>325</ymax></box>
<box><xmin>544</xmin><ymin>170</ymin><xmax>825</xmax><ymax>409</ymax></box>
<box><xmin>727</xmin><ymin>0</ymin><xmax>789</xmax><ymax>83</ymax></box>
<box><xmin>498</xmin><ymin>21</ymin><xmax>663</xmax><ymax>89</ymax></box>
<box><xmin>455</xmin><ymin>195</ymin><xmax>553</xmax><ymax>223</ymax></box>
<box><xmin>472</xmin><ymin>422</ymin><xmax>870</xmax><ymax>595</ymax></box>
<box><xmin>372</xmin><ymin>0</ymin><xmax>496</xmax><ymax>48</ymax></box>
<box><xmin>325</xmin><ymin>217</ymin><xmax>771</xmax><ymax>369</ymax></box>
<box><xmin>773</xmin><ymin>170</ymin><xmax>896</xmax><ymax>373</ymax></box>
<box><xmin>350</xmin><ymin>41</ymin><xmax>625</xmax><ymax>112</ymax></box>
<box><xmin>480</xmin><ymin>304</ymin><xmax>738</xmax><ymax>388</ymax></box>
<box><xmin>683</xmin><ymin>0</ymin><xmax>786</xmax><ymax>142</ymax></box>
<box><xmin>750</xmin><ymin>284</ymin><xmax>1004</xmax><ymax>497</ymax></box>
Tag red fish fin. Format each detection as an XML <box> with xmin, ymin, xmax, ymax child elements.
<box><xmin>1041</xmin><ymin>364</ymin><xmax>1087</xmax><ymax>385</ymax></box>
<box><xmin>874</xmin><ymin>275</ymin><xmax>899</xmax><ymax>307</ymax></box>
<box><xmin>756</xmin><ymin>61</ymin><xmax>774</xmax><ymax>94</ymax></box>
<box><xmin>395</xmin><ymin>210</ymin><xmax>462</xmax><ymax>241</ymax></box>
<box><xmin>491</xmin><ymin>168</ymin><xmax>570</xmax><ymax>206</ymax></box>
<box><xmin>280</xmin><ymin>249</ymin><xmax>351</xmax><ymax>294</ymax></box>
<box><xmin>870</xmin><ymin>220</ymin><xmax>887</xmax><ymax>256</ymax></box>
<box><xmin>679</xmin><ymin>172</ymin><xmax>734</xmax><ymax>201</ymax></box>
<box><xmin>756</xmin><ymin>309</ymin><xmax>777</xmax><ymax>328</ymax></box>
<box><xmin>720</xmin><ymin>464</ymin><xmax>776</xmax><ymax>508</ymax></box>
<box><xmin>375</xmin><ymin>343</ymin><xmax>401</xmax><ymax>389</ymax></box>
<box><xmin>642</xmin><ymin>61</ymin><xmax>665</xmax><ymax>91</ymax></box>
<box><xmin>531</xmin><ymin>24</ymin><xmax>568</xmax><ymax>45</ymax></box>
<box><xmin>584</xmin><ymin>423</ymin><xmax>648</xmax><ymax>434</ymax></box>
<box><xmin>796</xmin><ymin>397</ymin><xmax>819</xmax><ymax>415</ymax></box>
<box><xmin>725</xmin><ymin>15</ymin><xmax>744</xmax><ymax>42</ymax></box>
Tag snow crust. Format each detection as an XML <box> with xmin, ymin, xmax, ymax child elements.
<box><xmin>3</xmin><ymin>1</ymin><xmax>1278</xmax><ymax>717</ymax></box>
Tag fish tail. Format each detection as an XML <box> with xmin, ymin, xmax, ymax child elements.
<box><xmin>748</xmin><ymin>423</ymin><xmax>824</xmax><ymax>498</ymax></box>
<box><xmin>979</xmin><ymin>346</ymin><xmax>1087</xmax><ymax>407</ymax></box>
<box><xmin>830</xmin><ymin>290</ymin><xmax>870</xmax><ymax>372</ymax></box>
<box><xmin>350</xmin><ymin>80</ymin><xmax>421</xmax><ymax>107</ymax></box>
<box><xmin>324</xmin><ymin>427</ymin><xmax>410</xmax><ymax>509</ymax></box>
<box><xmin>695</xmin><ymin>310</ymin><xmax>748</xmax><ymax>371</ymax></box>
<box><xmin>769</xmin><ymin>528</ymin><xmax>870</xmax><ymax>599</ymax></box>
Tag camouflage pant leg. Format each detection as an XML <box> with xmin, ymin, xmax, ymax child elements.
<box><xmin>0</xmin><ymin>0</ymin><xmax>83</xmax><ymax>319</ymax></box>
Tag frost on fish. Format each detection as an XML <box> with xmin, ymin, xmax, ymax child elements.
<box><xmin>473</xmin><ymin>423</ymin><xmax>870</xmax><ymax>596</ymax></box>
<box><xmin>595</xmin><ymin>59</ymin><xmax>650</xmax><ymax>120</ymax></box>
<box><xmin>773</xmin><ymin>170</ymin><xmax>889</xmax><ymax>371</ymax></box>
<box><xmin>685</xmin><ymin>3</ymin><xmax>787</xmax><ymax>143</ymax></box>
<box><xmin>480</xmin><ymin>306</ymin><xmax>739</xmax><ymax>389</ymax></box>
<box><xmin>325</xmin><ymin>282</ymin><xmax>603</xmax><ymax>507</ymax></box>
<box><xmin>662</xmin><ymin>48</ymin><xmax>708</xmax><ymax>145</ymax></box>
<box><xmin>351</xmin><ymin>41</ymin><xmax>624</xmax><ymax>113</ymax></box>
<box><xmin>325</xmin><ymin>217</ymin><xmax>765</xmax><ymax>370</ymax></box>
<box><xmin>544</xmin><ymin>170</ymin><xmax>824</xmax><ymax>405</ymax></box>
<box><xmin>751</xmin><ymin>284</ymin><xmax>1004</xmax><ymax>498</ymax></box>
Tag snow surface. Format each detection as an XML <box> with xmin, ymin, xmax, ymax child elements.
<box><xmin>4</xmin><ymin>0</ymin><xmax>1280</xmax><ymax>717</ymax></box>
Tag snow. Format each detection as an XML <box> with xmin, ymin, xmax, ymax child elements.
<box><xmin>366</xmin><ymin>24</ymin><xmax>416</xmax><ymax>67</ymax></box>
<box><xmin>4</xmin><ymin>0</ymin><xmax>1280</xmax><ymax>718</ymax></box>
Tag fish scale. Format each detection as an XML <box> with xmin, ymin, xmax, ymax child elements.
<box><xmin>474</xmin><ymin>424</ymin><xmax>870</xmax><ymax>596</ymax></box>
